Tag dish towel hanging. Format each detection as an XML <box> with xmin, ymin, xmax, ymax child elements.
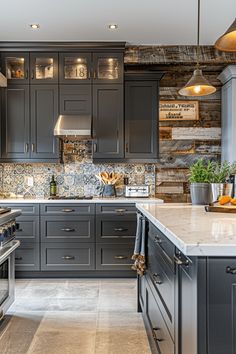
<box><xmin>132</xmin><ymin>213</ymin><xmax>146</xmax><ymax>276</ymax></box>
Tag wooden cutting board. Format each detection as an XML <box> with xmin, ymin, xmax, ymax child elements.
<box><xmin>205</xmin><ymin>204</ymin><xmax>236</xmax><ymax>213</ymax></box>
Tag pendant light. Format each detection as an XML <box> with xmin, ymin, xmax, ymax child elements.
<box><xmin>215</xmin><ymin>18</ymin><xmax>236</xmax><ymax>52</ymax></box>
<box><xmin>179</xmin><ymin>0</ymin><xmax>216</xmax><ymax>96</ymax></box>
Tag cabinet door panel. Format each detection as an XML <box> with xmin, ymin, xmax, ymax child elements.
<box><xmin>1</xmin><ymin>53</ymin><xmax>29</xmax><ymax>84</ymax></box>
<box><xmin>15</xmin><ymin>242</ymin><xmax>40</xmax><ymax>271</ymax></box>
<box><xmin>96</xmin><ymin>243</ymin><xmax>134</xmax><ymax>270</ymax></box>
<box><xmin>2</xmin><ymin>85</ymin><xmax>30</xmax><ymax>159</ymax></box>
<box><xmin>125</xmin><ymin>81</ymin><xmax>158</xmax><ymax>159</ymax></box>
<box><xmin>30</xmin><ymin>53</ymin><xmax>58</xmax><ymax>84</ymax></box>
<box><xmin>93</xmin><ymin>53</ymin><xmax>123</xmax><ymax>84</ymax></box>
<box><xmin>59</xmin><ymin>85</ymin><xmax>91</xmax><ymax>115</ymax></box>
<box><xmin>59</xmin><ymin>53</ymin><xmax>92</xmax><ymax>84</ymax></box>
<box><xmin>93</xmin><ymin>84</ymin><xmax>124</xmax><ymax>159</ymax></box>
<box><xmin>30</xmin><ymin>85</ymin><xmax>59</xmax><ymax>159</ymax></box>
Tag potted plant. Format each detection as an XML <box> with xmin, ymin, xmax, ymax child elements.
<box><xmin>209</xmin><ymin>161</ymin><xmax>234</xmax><ymax>202</ymax></box>
<box><xmin>189</xmin><ymin>159</ymin><xmax>213</xmax><ymax>205</ymax></box>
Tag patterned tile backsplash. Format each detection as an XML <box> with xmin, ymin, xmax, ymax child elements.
<box><xmin>0</xmin><ymin>141</ymin><xmax>156</xmax><ymax>198</ymax></box>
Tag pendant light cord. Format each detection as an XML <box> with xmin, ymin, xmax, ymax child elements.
<box><xmin>197</xmin><ymin>0</ymin><xmax>200</xmax><ymax>67</ymax></box>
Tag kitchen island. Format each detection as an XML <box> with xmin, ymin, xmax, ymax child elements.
<box><xmin>136</xmin><ymin>203</ymin><xmax>236</xmax><ymax>354</ymax></box>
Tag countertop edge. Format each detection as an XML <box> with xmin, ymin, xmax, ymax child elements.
<box><xmin>0</xmin><ymin>198</ymin><xmax>164</xmax><ymax>204</ymax></box>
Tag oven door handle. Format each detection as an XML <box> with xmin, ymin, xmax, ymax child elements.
<box><xmin>0</xmin><ymin>240</ymin><xmax>21</xmax><ymax>264</ymax></box>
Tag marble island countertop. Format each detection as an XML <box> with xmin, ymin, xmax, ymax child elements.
<box><xmin>0</xmin><ymin>197</ymin><xmax>163</xmax><ymax>204</ymax></box>
<box><xmin>136</xmin><ymin>203</ymin><xmax>236</xmax><ymax>257</ymax></box>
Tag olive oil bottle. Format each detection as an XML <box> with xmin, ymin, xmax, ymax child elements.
<box><xmin>50</xmin><ymin>175</ymin><xmax>57</xmax><ymax>197</ymax></box>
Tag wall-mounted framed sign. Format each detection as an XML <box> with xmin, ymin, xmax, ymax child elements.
<box><xmin>159</xmin><ymin>100</ymin><xmax>199</xmax><ymax>121</ymax></box>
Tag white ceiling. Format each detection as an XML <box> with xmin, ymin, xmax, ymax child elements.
<box><xmin>0</xmin><ymin>0</ymin><xmax>235</xmax><ymax>45</ymax></box>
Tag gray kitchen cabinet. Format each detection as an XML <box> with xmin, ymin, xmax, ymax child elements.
<box><xmin>15</xmin><ymin>242</ymin><xmax>40</xmax><ymax>271</ymax></box>
<box><xmin>59</xmin><ymin>52</ymin><xmax>92</xmax><ymax>84</ymax></box>
<box><xmin>30</xmin><ymin>53</ymin><xmax>58</xmax><ymax>84</ymax></box>
<box><xmin>59</xmin><ymin>84</ymin><xmax>91</xmax><ymax>115</ymax></box>
<box><xmin>96</xmin><ymin>216</ymin><xmax>136</xmax><ymax>243</ymax></box>
<box><xmin>41</xmin><ymin>216</ymin><xmax>95</xmax><ymax>242</ymax></box>
<box><xmin>15</xmin><ymin>216</ymin><xmax>39</xmax><ymax>242</ymax></box>
<box><xmin>40</xmin><ymin>203</ymin><xmax>95</xmax><ymax>215</ymax></box>
<box><xmin>93</xmin><ymin>52</ymin><xmax>123</xmax><ymax>84</ymax></box>
<box><xmin>30</xmin><ymin>85</ymin><xmax>59</xmax><ymax>159</ymax></box>
<box><xmin>1</xmin><ymin>53</ymin><xmax>30</xmax><ymax>84</ymax></box>
<box><xmin>92</xmin><ymin>84</ymin><xmax>124</xmax><ymax>159</ymax></box>
<box><xmin>96</xmin><ymin>243</ymin><xmax>134</xmax><ymax>270</ymax></box>
<box><xmin>1</xmin><ymin>85</ymin><xmax>30</xmax><ymax>159</ymax></box>
<box><xmin>0</xmin><ymin>203</ymin><xmax>40</xmax><ymax>215</ymax></box>
<box><xmin>96</xmin><ymin>203</ymin><xmax>136</xmax><ymax>215</ymax></box>
<box><xmin>41</xmin><ymin>242</ymin><xmax>95</xmax><ymax>271</ymax></box>
<box><xmin>125</xmin><ymin>77</ymin><xmax>159</xmax><ymax>160</ymax></box>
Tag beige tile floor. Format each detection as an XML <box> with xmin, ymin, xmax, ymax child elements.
<box><xmin>0</xmin><ymin>279</ymin><xmax>151</xmax><ymax>354</ymax></box>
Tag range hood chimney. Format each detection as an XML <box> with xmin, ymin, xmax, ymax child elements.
<box><xmin>54</xmin><ymin>115</ymin><xmax>92</xmax><ymax>140</ymax></box>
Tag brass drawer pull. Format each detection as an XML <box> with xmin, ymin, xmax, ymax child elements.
<box><xmin>115</xmin><ymin>208</ymin><xmax>127</xmax><ymax>213</ymax></box>
<box><xmin>15</xmin><ymin>257</ymin><xmax>23</xmax><ymax>261</ymax></box>
<box><xmin>154</xmin><ymin>236</ymin><xmax>162</xmax><ymax>244</ymax></box>
<box><xmin>114</xmin><ymin>228</ymin><xmax>128</xmax><ymax>232</ymax></box>
<box><xmin>16</xmin><ymin>228</ymin><xmax>23</xmax><ymax>232</ymax></box>
<box><xmin>226</xmin><ymin>266</ymin><xmax>236</xmax><ymax>274</ymax></box>
<box><xmin>61</xmin><ymin>228</ymin><xmax>75</xmax><ymax>232</ymax></box>
<box><xmin>153</xmin><ymin>273</ymin><xmax>163</xmax><ymax>285</ymax></box>
<box><xmin>114</xmin><ymin>255</ymin><xmax>128</xmax><ymax>260</ymax></box>
<box><xmin>61</xmin><ymin>209</ymin><xmax>75</xmax><ymax>213</ymax></box>
<box><xmin>62</xmin><ymin>255</ymin><xmax>75</xmax><ymax>260</ymax></box>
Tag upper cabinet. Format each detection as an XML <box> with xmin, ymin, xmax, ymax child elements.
<box><xmin>59</xmin><ymin>53</ymin><xmax>92</xmax><ymax>84</ymax></box>
<box><xmin>2</xmin><ymin>53</ymin><xmax>29</xmax><ymax>84</ymax></box>
<box><xmin>93</xmin><ymin>53</ymin><xmax>123</xmax><ymax>84</ymax></box>
<box><xmin>30</xmin><ymin>53</ymin><xmax>58</xmax><ymax>84</ymax></box>
<box><xmin>1</xmin><ymin>52</ymin><xmax>58</xmax><ymax>84</ymax></box>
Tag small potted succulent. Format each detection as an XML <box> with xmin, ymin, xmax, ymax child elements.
<box><xmin>189</xmin><ymin>159</ymin><xmax>213</xmax><ymax>205</ymax></box>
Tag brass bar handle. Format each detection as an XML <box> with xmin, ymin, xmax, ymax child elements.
<box><xmin>226</xmin><ymin>266</ymin><xmax>236</xmax><ymax>274</ymax></box>
<box><xmin>62</xmin><ymin>255</ymin><xmax>75</xmax><ymax>260</ymax></box>
<box><xmin>114</xmin><ymin>255</ymin><xmax>128</xmax><ymax>260</ymax></box>
<box><xmin>25</xmin><ymin>143</ymin><xmax>29</xmax><ymax>153</ymax></box>
<box><xmin>152</xmin><ymin>328</ymin><xmax>163</xmax><ymax>342</ymax></box>
<box><xmin>115</xmin><ymin>208</ymin><xmax>127</xmax><ymax>213</ymax></box>
<box><xmin>153</xmin><ymin>273</ymin><xmax>163</xmax><ymax>285</ymax></box>
<box><xmin>15</xmin><ymin>257</ymin><xmax>23</xmax><ymax>261</ymax></box>
<box><xmin>93</xmin><ymin>143</ymin><xmax>97</xmax><ymax>153</ymax></box>
<box><xmin>31</xmin><ymin>143</ymin><xmax>35</xmax><ymax>152</ymax></box>
<box><xmin>154</xmin><ymin>236</ymin><xmax>162</xmax><ymax>244</ymax></box>
<box><xmin>174</xmin><ymin>254</ymin><xmax>189</xmax><ymax>266</ymax></box>
<box><xmin>25</xmin><ymin>70</ymin><xmax>28</xmax><ymax>79</ymax></box>
<box><xmin>125</xmin><ymin>143</ymin><xmax>129</xmax><ymax>153</ymax></box>
<box><xmin>61</xmin><ymin>209</ymin><xmax>75</xmax><ymax>213</ymax></box>
<box><xmin>61</xmin><ymin>228</ymin><xmax>75</xmax><ymax>232</ymax></box>
<box><xmin>114</xmin><ymin>228</ymin><xmax>128</xmax><ymax>232</ymax></box>
<box><xmin>31</xmin><ymin>69</ymin><xmax>34</xmax><ymax>79</ymax></box>
<box><xmin>93</xmin><ymin>70</ymin><xmax>96</xmax><ymax>79</ymax></box>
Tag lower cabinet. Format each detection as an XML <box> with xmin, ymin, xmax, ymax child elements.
<box><xmin>41</xmin><ymin>242</ymin><xmax>95</xmax><ymax>271</ymax></box>
<box><xmin>96</xmin><ymin>243</ymin><xmax>134</xmax><ymax>270</ymax></box>
<box><xmin>15</xmin><ymin>242</ymin><xmax>40</xmax><ymax>271</ymax></box>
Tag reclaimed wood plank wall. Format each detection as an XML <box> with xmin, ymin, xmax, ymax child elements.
<box><xmin>125</xmin><ymin>45</ymin><xmax>236</xmax><ymax>202</ymax></box>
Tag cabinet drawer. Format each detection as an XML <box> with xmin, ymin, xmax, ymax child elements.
<box><xmin>96</xmin><ymin>243</ymin><xmax>134</xmax><ymax>270</ymax></box>
<box><xmin>41</xmin><ymin>242</ymin><xmax>95</xmax><ymax>271</ymax></box>
<box><xmin>146</xmin><ymin>284</ymin><xmax>174</xmax><ymax>354</ymax></box>
<box><xmin>41</xmin><ymin>216</ymin><xmax>95</xmax><ymax>242</ymax></box>
<box><xmin>96</xmin><ymin>217</ymin><xmax>136</xmax><ymax>243</ymax></box>
<box><xmin>15</xmin><ymin>216</ymin><xmax>39</xmax><ymax>242</ymax></box>
<box><xmin>148</xmin><ymin>222</ymin><xmax>175</xmax><ymax>271</ymax></box>
<box><xmin>15</xmin><ymin>242</ymin><xmax>40</xmax><ymax>271</ymax></box>
<box><xmin>148</xmin><ymin>235</ymin><xmax>175</xmax><ymax>336</ymax></box>
<box><xmin>96</xmin><ymin>204</ymin><xmax>136</xmax><ymax>215</ymax></box>
<box><xmin>1</xmin><ymin>203</ymin><xmax>39</xmax><ymax>215</ymax></box>
<box><xmin>40</xmin><ymin>204</ymin><xmax>95</xmax><ymax>215</ymax></box>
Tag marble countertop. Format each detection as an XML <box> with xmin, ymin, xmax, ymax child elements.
<box><xmin>0</xmin><ymin>197</ymin><xmax>163</xmax><ymax>204</ymax></box>
<box><xmin>136</xmin><ymin>203</ymin><xmax>236</xmax><ymax>257</ymax></box>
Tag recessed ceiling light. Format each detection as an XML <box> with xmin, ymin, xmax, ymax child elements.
<box><xmin>108</xmin><ymin>24</ymin><xmax>118</xmax><ymax>30</ymax></box>
<box><xmin>30</xmin><ymin>24</ymin><xmax>40</xmax><ymax>29</ymax></box>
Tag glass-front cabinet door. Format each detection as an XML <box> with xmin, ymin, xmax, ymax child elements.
<box><xmin>93</xmin><ymin>53</ymin><xmax>123</xmax><ymax>84</ymax></box>
<box><xmin>30</xmin><ymin>53</ymin><xmax>58</xmax><ymax>83</ymax></box>
<box><xmin>59</xmin><ymin>53</ymin><xmax>91</xmax><ymax>84</ymax></box>
<box><xmin>1</xmin><ymin>53</ymin><xmax>29</xmax><ymax>84</ymax></box>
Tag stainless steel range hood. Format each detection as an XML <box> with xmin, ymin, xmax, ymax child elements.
<box><xmin>54</xmin><ymin>115</ymin><xmax>92</xmax><ymax>139</ymax></box>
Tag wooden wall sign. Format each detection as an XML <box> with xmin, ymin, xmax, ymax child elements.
<box><xmin>160</xmin><ymin>100</ymin><xmax>199</xmax><ymax>121</ymax></box>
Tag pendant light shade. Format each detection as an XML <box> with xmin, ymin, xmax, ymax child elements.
<box><xmin>179</xmin><ymin>0</ymin><xmax>216</xmax><ymax>97</ymax></box>
<box><xmin>178</xmin><ymin>68</ymin><xmax>216</xmax><ymax>96</ymax></box>
<box><xmin>215</xmin><ymin>18</ymin><xmax>236</xmax><ymax>52</ymax></box>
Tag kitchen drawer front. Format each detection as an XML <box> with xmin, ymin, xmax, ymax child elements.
<box><xmin>41</xmin><ymin>242</ymin><xmax>95</xmax><ymax>271</ymax></box>
<box><xmin>1</xmin><ymin>203</ymin><xmax>39</xmax><ymax>215</ymax></box>
<box><xmin>40</xmin><ymin>203</ymin><xmax>95</xmax><ymax>215</ymax></box>
<box><xmin>148</xmin><ymin>222</ymin><xmax>175</xmax><ymax>271</ymax></box>
<box><xmin>41</xmin><ymin>216</ymin><xmax>95</xmax><ymax>242</ymax></box>
<box><xmin>96</xmin><ymin>203</ymin><xmax>136</xmax><ymax>215</ymax></box>
<box><xmin>15</xmin><ymin>216</ymin><xmax>39</xmax><ymax>242</ymax></box>
<box><xmin>96</xmin><ymin>243</ymin><xmax>134</xmax><ymax>270</ymax></box>
<box><xmin>96</xmin><ymin>216</ymin><xmax>136</xmax><ymax>243</ymax></box>
<box><xmin>15</xmin><ymin>242</ymin><xmax>40</xmax><ymax>271</ymax></box>
<box><xmin>146</xmin><ymin>283</ymin><xmax>174</xmax><ymax>354</ymax></box>
<box><xmin>148</xmin><ymin>236</ymin><xmax>175</xmax><ymax>335</ymax></box>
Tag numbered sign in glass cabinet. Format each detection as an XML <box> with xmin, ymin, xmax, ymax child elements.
<box><xmin>59</xmin><ymin>53</ymin><xmax>92</xmax><ymax>84</ymax></box>
<box><xmin>2</xmin><ymin>53</ymin><xmax>29</xmax><ymax>84</ymax></box>
<box><xmin>30</xmin><ymin>53</ymin><xmax>58</xmax><ymax>83</ymax></box>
